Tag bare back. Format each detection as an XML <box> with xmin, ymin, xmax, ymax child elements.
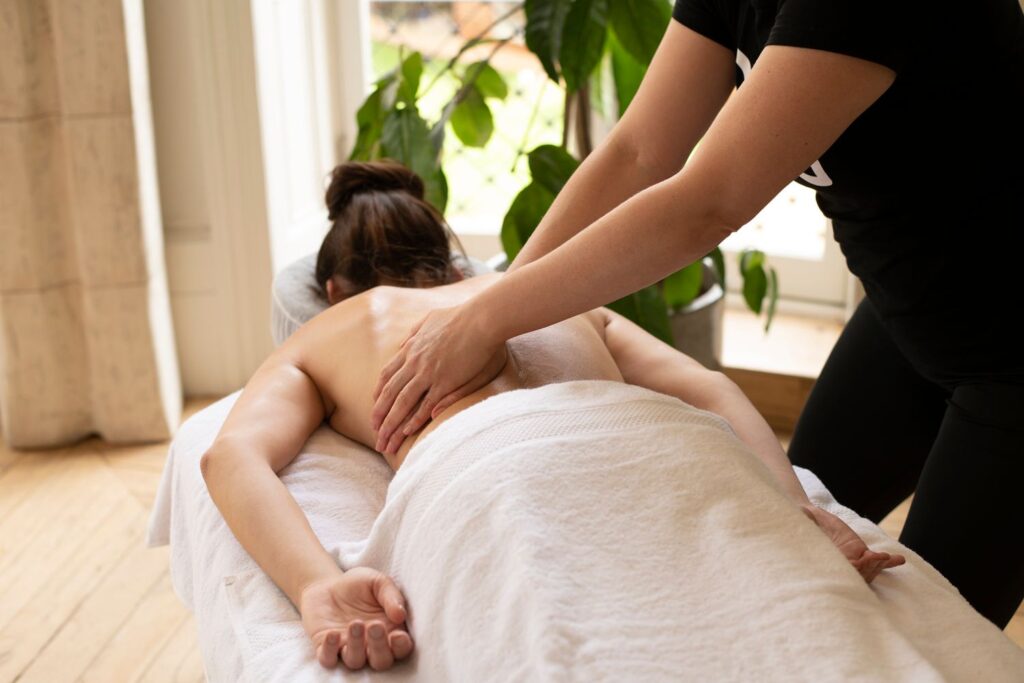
<box><xmin>287</xmin><ymin>274</ymin><xmax>624</xmax><ymax>468</ymax></box>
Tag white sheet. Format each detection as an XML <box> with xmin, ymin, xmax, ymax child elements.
<box><xmin>148</xmin><ymin>382</ymin><xmax>1024</xmax><ymax>682</ymax></box>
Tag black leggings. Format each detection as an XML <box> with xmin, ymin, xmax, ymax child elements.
<box><xmin>788</xmin><ymin>299</ymin><xmax>1024</xmax><ymax>628</ymax></box>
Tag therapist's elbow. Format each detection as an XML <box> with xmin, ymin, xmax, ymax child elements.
<box><xmin>665</xmin><ymin>172</ymin><xmax>758</xmax><ymax>243</ymax></box>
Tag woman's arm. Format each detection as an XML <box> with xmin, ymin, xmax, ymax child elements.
<box><xmin>601</xmin><ymin>308</ymin><xmax>904</xmax><ymax>582</ymax></box>
<box><xmin>372</xmin><ymin>41</ymin><xmax>895</xmax><ymax>444</ymax></box>
<box><xmin>200</xmin><ymin>356</ymin><xmax>338</xmax><ymax>605</ymax></box>
<box><xmin>599</xmin><ymin>309</ymin><xmax>808</xmax><ymax>504</ymax></box>
<box><xmin>507</xmin><ymin>22</ymin><xmax>734</xmax><ymax>271</ymax></box>
<box><xmin>201</xmin><ymin>351</ymin><xmax>412</xmax><ymax>670</ymax></box>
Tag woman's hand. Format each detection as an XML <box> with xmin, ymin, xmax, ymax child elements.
<box><xmin>801</xmin><ymin>504</ymin><xmax>906</xmax><ymax>583</ymax></box>
<box><xmin>372</xmin><ymin>304</ymin><xmax>507</xmax><ymax>455</ymax></box>
<box><xmin>300</xmin><ymin>568</ymin><xmax>414</xmax><ymax>670</ymax></box>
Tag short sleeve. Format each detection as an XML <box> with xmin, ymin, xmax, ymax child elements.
<box><xmin>673</xmin><ymin>0</ymin><xmax>736</xmax><ymax>51</ymax></box>
<box><xmin>767</xmin><ymin>0</ymin><xmax>913</xmax><ymax>72</ymax></box>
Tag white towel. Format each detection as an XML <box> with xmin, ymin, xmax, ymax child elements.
<box><xmin>148</xmin><ymin>382</ymin><xmax>1024</xmax><ymax>682</ymax></box>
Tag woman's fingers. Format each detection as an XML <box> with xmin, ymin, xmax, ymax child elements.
<box><xmin>886</xmin><ymin>553</ymin><xmax>906</xmax><ymax>568</ymax></box>
<box><xmin>366</xmin><ymin>622</ymin><xmax>395</xmax><ymax>671</ymax></box>
<box><xmin>372</xmin><ymin>574</ymin><xmax>408</xmax><ymax>625</ymax></box>
<box><xmin>341</xmin><ymin>621</ymin><xmax>367</xmax><ymax>670</ymax></box>
<box><xmin>389</xmin><ymin>630</ymin><xmax>414</xmax><ymax>660</ymax></box>
<box><xmin>317</xmin><ymin>630</ymin><xmax>342</xmax><ymax>668</ymax></box>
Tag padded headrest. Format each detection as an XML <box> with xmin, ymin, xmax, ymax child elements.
<box><xmin>270</xmin><ymin>253</ymin><xmax>492</xmax><ymax>346</ymax></box>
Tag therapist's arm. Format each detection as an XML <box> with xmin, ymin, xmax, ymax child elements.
<box><xmin>478</xmin><ymin>44</ymin><xmax>895</xmax><ymax>341</ymax></box>
<box><xmin>508</xmin><ymin>22</ymin><xmax>734</xmax><ymax>271</ymax></box>
<box><xmin>201</xmin><ymin>348</ymin><xmax>412</xmax><ymax>670</ymax></box>
<box><xmin>373</xmin><ymin>40</ymin><xmax>895</xmax><ymax>446</ymax></box>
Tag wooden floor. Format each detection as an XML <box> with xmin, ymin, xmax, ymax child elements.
<box><xmin>1</xmin><ymin>401</ymin><xmax>1020</xmax><ymax>682</ymax></box>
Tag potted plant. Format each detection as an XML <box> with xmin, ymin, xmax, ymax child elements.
<box><xmin>347</xmin><ymin>0</ymin><xmax>778</xmax><ymax>367</ymax></box>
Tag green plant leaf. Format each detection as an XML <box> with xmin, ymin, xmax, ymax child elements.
<box><xmin>349</xmin><ymin>76</ymin><xmax>397</xmax><ymax>160</ymax></box>
<box><xmin>707</xmin><ymin>247</ymin><xmax>726</xmax><ymax>290</ymax></box>
<box><xmin>663</xmin><ymin>262</ymin><xmax>704</xmax><ymax>311</ymax></box>
<box><xmin>527</xmin><ymin>144</ymin><xmax>580</xmax><ymax>196</ymax></box>
<box><xmin>397</xmin><ymin>52</ymin><xmax>423</xmax><ymax>104</ymax></box>
<box><xmin>764</xmin><ymin>267</ymin><xmax>778</xmax><ymax>332</ymax></box>
<box><xmin>380</xmin><ymin>107</ymin><xmax>445</xmax><ymax>210</ymax></box>
<box><xmin>740</xmin><ymin>249</ymin><xmax>765</xmax><ymax>274</ymax></box>
<box><xmin>467</xmin><ymin>61</ymin><xmax>508</xmax><ymax>100</ymax></box>
<box><xmin>608</xmin><ymin>0</ymin><xmax>671</xmax><ymax>65</ymax></box>
<box><xmin>608</xmin><ymin>29</ymin><xmax>646</xmax><ymax>116</ymax></box>
<box><xmin>423</xmin><ymin>165</ymin><xmax>448</xmax><ymax>214</ymax></box>
<box><xmin>501</xmin><ymin>182</ymin><xmax>557</xmax><ymax>261</ymax></box>
<box><xmin>559</xmin><ymin>0</ymin><xmax>610</xmax><ymax>92</ymax></box>
<box><xmin>607</xmin><ymin>286</ymin><xmax>674</xmax><ymax>344</ymax></box>
<box><xmin>524</xmin><ymin>0</ymin><xmax>573</xmax><ymax>83</ymax></box>
<box><xmin>742</xmin><ymin>263</ymin><xmax>768</xmax><ymax>314</ymax></box>
<box><xmin>450</xmin><ymin>86</ymin><xmax>494</xmax><ymax>147</ymax></box>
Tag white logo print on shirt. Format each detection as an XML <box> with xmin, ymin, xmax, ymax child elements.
<box><xmin>736</xmin><ymin>50</ymin><xmax>834</xmax><ymax>188</ymax></box>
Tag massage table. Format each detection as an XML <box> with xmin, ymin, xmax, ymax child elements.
<box><xmin>148</xmin><ymin>383</ymin><xmax>1024</xmax><ymax>682</ymax></box>
<box><xmin>147</xmin><ymin>255</ymin><xmax>1024</xmax><ymax>681</ymax></box>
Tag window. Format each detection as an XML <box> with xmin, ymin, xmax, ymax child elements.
<box><xmin>369</xmin><ymin>2</ymin><xmax>561</xmax><ymax>252</ymax></box>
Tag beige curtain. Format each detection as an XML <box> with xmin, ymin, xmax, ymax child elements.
<box><xmin>0</xmin><ymin>0</ymin><xmax>181</xmax><ymax>448</ymax></box>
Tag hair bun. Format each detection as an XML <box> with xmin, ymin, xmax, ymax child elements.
<box><xmin>326</xmin><ymin>160</ymin><xmax>425</xmax><ymax>220</ymax></box>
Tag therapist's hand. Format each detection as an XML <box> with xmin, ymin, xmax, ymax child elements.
<box><xmin>301</xmin><ymin>568</ymin><xmax>414</xmax><ymax>670</ymax></box>
<box><xmin>372</xmin><ymin>304</ymin><xmax>507</xmax><ymax>455</ymax></box>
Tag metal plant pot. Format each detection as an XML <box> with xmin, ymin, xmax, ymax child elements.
<box><xmin>668</xmin><ymin>263</ymin><xmax>724</xmax><ymax>370</ymax></box>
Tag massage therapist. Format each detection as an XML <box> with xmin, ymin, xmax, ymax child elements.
<box><xmin>371</xmin><ymin>0</ymin><xmax>1024</xmax><ymax>627</ymax></box>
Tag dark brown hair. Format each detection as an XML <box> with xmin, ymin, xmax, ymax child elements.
<box><xmin>315</xmin><ymin>160</ymin><xmax>462</xmax><ymax>299</ymax></box>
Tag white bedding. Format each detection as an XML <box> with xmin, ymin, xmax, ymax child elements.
<box><xmin>148</xmin><ymin>381</ymin><xmax>1024</xmax><ymax>682</ymax></box>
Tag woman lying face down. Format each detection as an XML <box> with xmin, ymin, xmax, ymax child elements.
<box><xmin>200</xmin><ymin>161</ymin><xmax>904</xmax><ymax>672</ymax></box>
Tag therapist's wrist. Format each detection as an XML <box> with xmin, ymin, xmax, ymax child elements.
<box><xmin>459</xmin><ymin>290</ymin><xmax>510</xmax><ymax>346</ymax></box>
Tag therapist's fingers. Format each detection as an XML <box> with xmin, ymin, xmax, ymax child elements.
<box><xmin>317</xmin><ymin>630</ymin><xmax>342</xmax><ymax>668</ymax></box>
<box><xmin>366</xmin><ymin>622</ymin><xmax>394</xmax><ymax>671</ymax></box>
<box><xmin>401</xmin><ymin>388</ymin><xmax>444</xmax><ymax>437</ymax></box>
<box><xmin>373</xmin><ymin>350</ymin><xmax>408</xmax><ymax>405</ymax></box>
<box><xmin>431</xmin><ymin>345</ymin><xmax>509</xmax><ymax>420</ymax></box>
<box><xmin>341</xmin><ymin>621</ymin><xmax>367</xmax><ymax>670</ymax></box>
<box><xmin>376</xmin><ymin>379</ymin><xmax>427</xmax><ymax>451</ymax></box>
<box><xmin>430</xmin><ymin>382</ymin><xmax>476</xmax><ymax>420</ymax></box>
<box><xmin>372</xmin><ymin>362</ymin><xmax>420</xmax><ymax>433</ymax></box>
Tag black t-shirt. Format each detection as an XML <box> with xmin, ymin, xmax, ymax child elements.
<box><xmin>673</xmin><ymin>0</ymin><xmax>1024</xmax><ymax>384</ymax></box>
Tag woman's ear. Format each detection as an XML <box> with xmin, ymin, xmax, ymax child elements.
<box><xmin>449</xmin><ymin>266</ymin><xmax>466</xmax><ymax>283</ymax></box>
<box><xmin>325</xmin><ymin>276</ymin><xmax>345</xmax><ymax>305</ymax></box>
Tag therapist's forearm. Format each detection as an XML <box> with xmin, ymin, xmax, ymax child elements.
<box><xmin>476</xmin><ymin>172</ymin><xmax>731</xmax><ymax>341</ymax></box>
<box><xmin>508</xmin><ymin>136</ymin><xmax>676</xmax><ymax>272</ymax></box>
<box><xmin>202</xmin><ymin>445</ymin><xmax>342</xmax><ymax>606</ymax></box>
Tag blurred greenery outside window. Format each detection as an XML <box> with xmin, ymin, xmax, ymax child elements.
<box><xmin>370</xmin><ymin>1</ymin><xmax>564</xmax><ymax>237</ymax></box>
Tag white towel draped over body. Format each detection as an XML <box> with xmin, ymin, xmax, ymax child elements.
<box><xmin>149</xmin><ymin>380</ymin><xmax>1024</xmax><ymax>682</ymax></box>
